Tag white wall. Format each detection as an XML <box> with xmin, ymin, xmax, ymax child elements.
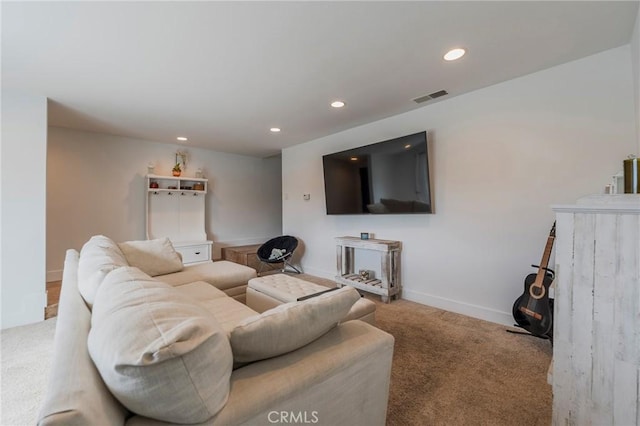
<box><xmin>1</xmin><ymin>92</ymin><xmax>48</xmax><ymax>329</ymax></box>
<box><xmin>633</xmin><ymin>5</ymin><xmax>640</xmax><ymax>151</ymax></box>
<box><xmin>46</xmin><ymin>127</ymin><xmax>282</xmax><ymax>280</ymax></box>
<box><xmin>282</xmin><ymin>46</ymin><xmax>636</xmax><ymax>326</ymax></box>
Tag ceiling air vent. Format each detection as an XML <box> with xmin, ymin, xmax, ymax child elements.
<box><xmin>413</xmin><ymin>90</ymin><xmax>448</xmax><ymax>104</ymax></box>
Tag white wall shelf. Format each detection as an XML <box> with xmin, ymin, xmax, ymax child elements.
<box><xmin>145</xmin><ymin>174</ymin><xmax>212</xmax><ymax>265</ymax></box>
<box><xmin>146</xmin><ymin>174</ymin><xmax>208</xmax><ymax>192</ymax></box>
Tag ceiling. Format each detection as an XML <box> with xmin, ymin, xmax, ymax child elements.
<box><xmin>3</xmin><ymin>1</ymin><xmax>638</xmax><ymax>158</ymax></box>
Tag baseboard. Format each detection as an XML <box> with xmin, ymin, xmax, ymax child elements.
<box><xmin>46</xmin><ymin>270</ymin><xmax>62</xmax><ymax>282</ymax></box>
<box><xmin>1</xmin><ymin>291</ymin><xmax>47</xmax><ymax>329</ymax></box>
<box><xmin>402</xmin><ymin>288</ymin><xmax>514</xmax><ymax>327</ymax></box>
<box><xmin>301</xmin><ymin>265</ymin><xmax>513</xmax><ymax>327</ymax></box>
<box><xmin>300</xmin><ymin>265</ymin><xmax>335</xmax><ymax>280</ymax></box>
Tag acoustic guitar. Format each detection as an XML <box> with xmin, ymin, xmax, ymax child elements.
<box><xmin>512</xmin><ymin>222</ymin><xmax>555</xmax><ymax>338</ymax></box>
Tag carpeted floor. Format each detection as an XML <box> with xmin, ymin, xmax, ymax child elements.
<box><xmin>0</xmin><ymin>277</ymin><xmax>552</xmax><ymax>426</ymax></box>
<box><xmin>298</xmin><ymin>274</ymin><xmax>553</xmax><ymax>426</ymax></box>
<box><xmin>1</xmin><ymin>317</ymin><xmax>57</xmax><ymax>425</ymax></box>
<box><xmin>376</xmin><ymin>298</ymin><xmax>552</xmax><ymax>426</ymax></box>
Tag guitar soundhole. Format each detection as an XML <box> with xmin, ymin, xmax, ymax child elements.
<box><xmin>529</xmin><ymin>285</ymin><xmax>546</xmax><ymax>300</ymax></box>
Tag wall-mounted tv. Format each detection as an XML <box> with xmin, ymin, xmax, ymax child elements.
<box><xmin>322</xmin><ymin>131</ymin><xmax>432</xmax><ymax>215</ymax></box>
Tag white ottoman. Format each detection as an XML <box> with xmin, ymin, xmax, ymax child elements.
<box><xmin>247</xmin><ymin>274</ymin><xmax>377</xmax><ymax>325</ymax></box>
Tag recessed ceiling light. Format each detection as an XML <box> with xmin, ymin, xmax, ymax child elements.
<box><xmin>350</xmin><ymin>157</ymin><xmax>358</xmax><ymax>161</ymax></box>
<box><xmin>404</xmin><ymin>144</ymin><xmax>411</xmax><ymax>149</ymax></box>
<box><xmin>444</xmin><ymin>48</ymin><xmax>466</xmax><ymax>61</ymax></box>
<box><xmin>331</xmin><ymin>100</ymin><xmax>345</xmax><ymax>108</ymax></box>
<box><xmin>270</xmin><ymin>127</ymin><xmax>281</xmax><ymax>133</ymax></box>
<box><xmin>176</xmin><ymin>136</ymin><xmax>188</xmax><ymax>141</ymax></box>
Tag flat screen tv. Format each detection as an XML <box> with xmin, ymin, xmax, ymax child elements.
<box><xmin>322</xmin><ymin>131</ymin><xmax>432</xmax><ymax>215</ymax></box>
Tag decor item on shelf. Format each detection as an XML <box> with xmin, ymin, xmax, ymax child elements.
<box><xmin>175</xmin><ymin>151</ymin><xmax>188</xmax><ymax>171</ymax></box>
<box><xmin>193</xmin><ymin>183</ymin><xmax>205</xmax><ymax>191</ymax></box>
<box><xmin>195</xmin><ymin>168</ymin><xmax>203</xmax><ymax>178</ymax></box>
<box><xmin>623</xmin><ymin>154</ymin><xmax>639</xmax><ymax>193</ymax></box>
<box><xmin>149</xmin><ymin>181</ymin><xmax>159</xmax><ymax>189</ymax></box>
<box><xmin>611</xmin><ymin>171</ymin><xmax>624</xmax><ymax>194</ymax></box>
<box><xmin>147</xmin><ymin>162</ymin><xmax>155</xmax><ymax>174</ymax></box>
<box><xmin>172</xmin><ymin>163</ymin><xmax>182</xmax><ymax>177</ymax></box>
<box><xmin>359</xmin><ymin>269</ymin><xmax>371</xmax><ymax>280</ymax></box>
<box><xmin>360</xmin><ymin>232</ymin><xmax>370</xmax><ymax>240</ymax></box>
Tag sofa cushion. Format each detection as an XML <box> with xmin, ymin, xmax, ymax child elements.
<box><xmin>176</xmin><ymin>280</ymin><xmax>228</xmax><ymax>301</ymax></box>
<box><xmin>77</xmin><ymin>235</ymin><xmax>129</xmax><ymax>307</ymax></box>
<box><xmin>200</xmin><ymin>297</ymin><xmax>260</xmax><ymax>334</ymax></box>
<box><xmin>117</xmin><ymin>237</ymin><xmax>183</xmax><ymax>277</ymax></box>
<box><xmin>160</xmin><ymin>260</ymin><xmax>256</xmax><ymax>291</ymax></box>
<box><xmin>230</xmin><ymin>286</ymin><xmax>361</xmax><ymax>363</ymax></box>
<box><xmin>88</xmin><ymin>267</ymin><xmax>232</xmax><ymax>424</ymax></box>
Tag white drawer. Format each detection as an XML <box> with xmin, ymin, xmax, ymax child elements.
<box><xmin>176</xmin><ymin>244</ymin><xmax>210</xmax><ymax>264</ymax></box>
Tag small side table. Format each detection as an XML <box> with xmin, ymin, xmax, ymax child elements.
<box><xmin>221</xmin><ymin>244</ymin><xmax>262</xmax><ymax>271</ymax></box>
<box><xmin>335</xmin><ymin>236</ymin><xmax>402</xmax><ymax>303</ymax></box>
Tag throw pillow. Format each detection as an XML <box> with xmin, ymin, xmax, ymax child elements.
<box><xmin>230</xmin><ymin>286</ymin><xmax>361</xmax><ymax>364</ymax></box>
<box><xmin>117</xmin><ymin>237</ymin><xmax>183</xmax><ymax>277</ymax></box>
<box><xmin>77</xmin><ymin>235</ymin><xmax>129</xmax><ymax>308</ymax></box>
<box><xmin>88</xmin><ymin>267</ymin><xmax>232</xmax><ymax>424</ymax></box>
<box><xmin>268</xmin><ymin>248</ymin><xmax>286</xmax><ymax>260</ymax></box>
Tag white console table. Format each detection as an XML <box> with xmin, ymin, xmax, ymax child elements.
<box><xmin>335</xmin><ymin>236</ymin><xmax>401</xmax><ymax>303</ymax></box>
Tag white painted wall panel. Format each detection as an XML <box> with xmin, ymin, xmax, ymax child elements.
<box><xmin>282</xmin><ymin>46</ymin><xmax>636</xmax><ymax>325</ymax></box>
<box><xmin>1</xmin><ymin>91</ymin><xmax>48</xmax><ymax>329</ymax></box>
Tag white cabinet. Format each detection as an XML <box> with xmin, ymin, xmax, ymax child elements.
<box><xmin>174</xmin><ymin>241</ymin><xmax>212</xmax><ymax>265</ymax></box>
<box><xmin>146</xmin><ymin>174</ymin><xmax>212</xmax><ymax>265</ymax></box>
<box><xmin>552</xmin><ymin>195</ymin><xmax>640</xmax><ymax>425</ymax></box>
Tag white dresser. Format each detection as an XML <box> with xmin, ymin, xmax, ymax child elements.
<box><xmin>552</xmin><ymin>195</ymin><xmax>640</xmax><ymax>425</ymax></box>
<box><xmin>146</xmin><ymin>174</ymin><xmax>212</xmax><ymax>265</ymax></box>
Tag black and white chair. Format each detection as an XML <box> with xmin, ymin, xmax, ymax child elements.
<box><xmin>256</xmin><ymin>235</ymin><xmax>302</xmax><ymax>276</ymax></box>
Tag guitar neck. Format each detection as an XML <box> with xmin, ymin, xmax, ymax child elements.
<box><xmin>534</xmin><ymin>236</ymin><xmax>555</xmax><ymax>286</ymax></box>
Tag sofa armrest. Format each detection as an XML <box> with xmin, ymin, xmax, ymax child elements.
<box><xmin>127</xmin><ymin>321</ymin><xmax>394</xmax><ymax>426</ymax></box>
<box><xmin>38</xmin><ymin>250</ymin><xmax>128</xmax><ymax>426</ymax></box>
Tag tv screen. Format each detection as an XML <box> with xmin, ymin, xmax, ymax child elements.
<box><xmin>322</xmin><ymin>131</ymin><xmax>432</xmax><ymax>215</ymax></box>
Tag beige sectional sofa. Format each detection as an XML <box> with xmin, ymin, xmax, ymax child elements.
<box><xmin>38</xmin><ymin>236</ymin><xmax>395</xmax><ymax>426</ymax></box>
